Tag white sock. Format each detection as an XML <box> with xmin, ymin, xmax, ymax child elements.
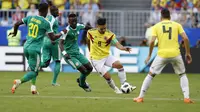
<box><xmin>106</xmin><ymin>79</ymin><xmax>117</xmax><ymax>90</ymax></box>
<box><xmin>139</xmin><ymin>74</ymin><xmax>153</xmax><ymax>98</ymax></box>
<box><xmin>31</xmin><ymin>85</ymin><xmax>37</xmax><ymax>91</ymax></box>
<box><xmin>180</xmin><ymin>74</ymin><xmax>189</xmax><ymax>99</ymax></box>
<box><xmin>118</xmin><ymin>68</ymin><xmax>127</xmax><ymax>84</ymax></box>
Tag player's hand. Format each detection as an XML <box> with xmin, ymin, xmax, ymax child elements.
<box><xmin>123</xmin><ymin>47</ymin><xmax>131</xmax><ymax>53</ymax></box>
<box><xmin>185</xmin><ymin>54</ymin><xmax>192</xmax><ymax>64</ymax></box>
<box><xmin>61</xmin><ymin>29</ymin><xmax>68</xmax><ymax>35</ymax></box>
<box><xmin>145</xmin><ymin>56</ymin><xmax>151</xmax><ymax>65</ymax></box>
<box><xmin>8</xmin><ymin>32</ymin><xmax>16</xmax><ymax>37</ymax></box>
<box><xmin>64</xmin><ymin>54</ymin><xmax>71</xmax><ymax>59</ymax></box>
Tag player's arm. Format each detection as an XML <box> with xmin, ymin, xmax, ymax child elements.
<box><xmin>46</xmin><ymin>20</ymin><xmax>67</xmax><ymax>41</ymax></box>
<box><xmin>178</xmin><ymin>24</ymin><xmax>192</xmax><ymax>64</ymax></box>
<box><xmin>145</xmin><ymin>26</ymin><xmax>157</xmax><ymax>64</ymax></box>
<box><xmin>145</xmin><ymin>36</ymin><xmax>156</xmax><ymax>64</ymax></box>
<box><xmin>59</xmin><ymin>31</ymin><xmax>71</xmax><ymax>59</ymax></box>
<box><xmin>8</xmin><ymin>20</ymin><xmax>24</xmax><ymax>37</ymax></box>
<box><xmin>113</xmin><ymin>38</ymin><xmax>131</xmax><ymax>52</ymax></box>
<box><xmin>86</xmin><ymin>31</ymin><xmax>91</xmax><ymax>51</ymax></box>
<box><xmin>180</xmin><ymin>32</ymin><xmax>192</xmax><ymax>64</ymax></box>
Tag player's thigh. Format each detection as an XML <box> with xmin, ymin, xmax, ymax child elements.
<box><xmin>105</xmin><ymin>55</ymin><xmax>118</xmax><ymax>67</ymax></box>
<box><xmin>91</xmin><ymin>58</ymin><xmax>107</xmax><ymax>76</ymax></box>
<box><xmin>28</xmin><ymin>50</ymin><xmax>41</xmax><ymax>72</ymax></box>
<box><xmin>41</xmin><ymin>44</ymin><xmax>51</xmax><ymax>63</ymax></box>
<box><xmin>150</xmin><ymin>56</ymin><xmax>168</xmax><ymax>75</ymax></box>
<box><xmin>76</xmin><ymin>53</ymin><xmax>90</xmax><ymax>65</ymax></box>
<box><xmin>51</xmin><ymin>43</ymin><xmax>61</xmax><ymax>61</ymax></box>
<box><xmin>24</xmin><ymin>47</ymin><xmax>29</xmax><ymax>60</ymax></box>
<box><xmin>171</xmin><ymin>55</ymin><xmax>186</xmax><ymax>74</ymax></box>
<box><xmin>64</xmin><ymin>55</ymin><xmax>82</xmax><ymax>69</ymax></box>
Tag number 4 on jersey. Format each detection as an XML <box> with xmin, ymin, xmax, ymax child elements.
<box><xmin>162</xmin><ymin>25</ymin><xmax>172</xmax><ymax>40</ymax></box>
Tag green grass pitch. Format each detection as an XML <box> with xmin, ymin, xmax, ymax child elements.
<box><xmin>0</xmin><ymin>72</ymin><xmax>199</xmax><ymax>112</ymax></box>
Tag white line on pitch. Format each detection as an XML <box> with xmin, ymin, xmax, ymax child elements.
<box><xmin>0</xmin><ymin>95</ymin><xmax>200</xmax><ymax>101</ymax></box>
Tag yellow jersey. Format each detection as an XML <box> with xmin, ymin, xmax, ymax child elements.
<box><xmin>87</xmin><ymin>29</ymin><xmax>117</xmax><ymax>60</ymax></box>
<box><xmin>2</xmin><ymin>0</ymin><xmax>12</xmax><ymax>9</ymax></box>
<box><xmin>152</xmin><ymin>20</ymin><xmax>185</xmax><ymax>58</ymax></box>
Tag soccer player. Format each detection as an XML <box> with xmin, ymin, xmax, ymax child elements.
<box><xmin>133</xmin><ymin>9</ymin><xmax>194</xmax><ymax>103</ymax></box>
<box><xmin>59</xmin><ymin>13</ymin><xmax>93</xmax><ymax>92</ymax></box>
<box><xmin>41</xmin><ymin>5</ymin><xmax>61</xmax><ymax>86</ymax></box>
<box><xmin>87</xmin><ymin>18</ymin><xmax>136</xmax><ymax>94</ymax></box>
<box><xmin>10</xmin><ymin>3</ymin><xmax>64</xmax><ymax>94</ymax></box>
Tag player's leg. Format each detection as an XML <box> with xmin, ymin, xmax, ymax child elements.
<box><xmin>63</xmin><ymin>55</ymin><xmax>91</xmax><ymax>92</ymax></box>
<box><xmin>51</xmin><ymin>44</ymin><xmax>61</xmax><ymax>86</ymax></box>
<box><xmin>171</xmin><ymin>55</ymin><xmax>194</xmax><ymax>103</ymax></box>
<box><xmin>75</xmin><ymin>53</ymin><xmax>93</xmax><ymax>91</ymax></box>
<box><xmin>31</xmin><ymin>71</ymin><xmax>39</xmax><ymax>94</ymax></box>
<box><xmin>134</xmin><ymin>56</ymin><xmax>168</xmax><ymax>102</ymax></box>
<box><xmin>91</xmin><ymin>58</ymin><xmax>121</xmax><ymax>94</ymax></box>
<box><xmin>12</xmin><ymin>49</ymin><xmax>39</xmax><ymax>94</ymax></box>
<box><xmin>105</xmin><ymin>56</ymin><xmax>136</xmax><ymax>89</ymax></box>
<box><xmin>40</xmin><ymin>44</ymin><xmax>51</xmax><ymax>68</ymax></box>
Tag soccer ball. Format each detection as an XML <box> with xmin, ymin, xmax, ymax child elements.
<box><xmin>120</xmin><ymin>82</ymin><xmax>133</xmax><ymax>94</ymax></box>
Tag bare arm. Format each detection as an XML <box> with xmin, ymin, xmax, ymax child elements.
<box><xmin>59</xmin><ymin>39</ymin><xmax>71</xmax><ymax>59</ymax></box>
<box><xmin>180</xmin><ymin>32</ymin><xmax>192</xmax><ymax>64</ymax></box>
<box><xmin>145</xmin><ymin>36</ymin><xmax>156</xmax><ymax>64</ymax></box>
<box><xmin>180</xmin><ymin>32</ymin><xmax>190</xmax><ymax>55</ymax></box>
<box><xmin>59</xmin><ymin>39</ymin><xmax>65</xmax><ymax>52</ymax></box>
<box><xmin>115</xmin><ymin>42</ymin><xmax>131</xmax><ymax>52</ymax></box>
<box><xmin>148</xmin><ymin>36</ymin><xmax>156</xmax><ymax>58</ymax></box>
<box><xmin>8</xmin><ymin>20</ymin><xmax>24</xmax><ymax>37</ymax></box>
<box><xmin>47</xmin><ymin>29</ymin><xmax>67</xmax><ymax>41</ymax></box>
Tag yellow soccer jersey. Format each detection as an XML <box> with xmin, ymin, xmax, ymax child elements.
<box><xmin>152</xmin><ymin>20</ymin><xmax>185</xmax><ymax>58</ymax></box>
<box><xmin>87</xmin><ymin>29</ymin><xmax>117</xmax><ymax>60</ymax></box>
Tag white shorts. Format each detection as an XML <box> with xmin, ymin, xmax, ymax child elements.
<box><xmin>150</xmin><ymin>55</ymin><xmax>185</xmax><ymax>75</ymax></box>
<box><xmin>91</xmin><ymin>56</ymin><xmax>117</xmax><ymax>76</ymax></box>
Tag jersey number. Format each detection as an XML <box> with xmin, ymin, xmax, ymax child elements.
<box><xmin>98</xmin><ymin>41</ymin><xmax>101</xmax><ymax>47</ymax></box>
<box><xmin>28</xmin><ymin>23</ymin><xmax>39</xmax><ymax>38</ymax></box>
<box><xmin>162</xmin><ymin>25</ymin><xmax>172</xmax><ymax>40</ymax></box>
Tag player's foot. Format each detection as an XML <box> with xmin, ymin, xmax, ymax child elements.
<box><xmin>31</xmin><ymin>85</ymin><xmax>39</xmax><ymax>95</ymax></box>
<box><xmin>184</xmin><ymin>98</ymin><xmax>194</xmax><ymax>104</ymax></box>
<box><xmin>52</xmin><ymin>83</ymin><xmax>60</xmax><ymax>86</ymax></box>
<box><xmin>11</xmin><ymin>79</ymin><xmax>21</xmax><ymax>94</ymax></box>
<box><xmin>114</xmin><ymin>87</ymin><xmax>123</xmax><ymax>94</ymax></box>
<box><xmin>77</xmin><ymin>78</ymin><xmax>91</xmax><ymax>92</ymax></box>
<box><xmin>133</xmin><ymin>97</ymin><xmax>144</xmax><ymax>103</ymax></box>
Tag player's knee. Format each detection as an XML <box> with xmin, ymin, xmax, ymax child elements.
<box><xmin>103</xmin><ymin>72</ymin><xmax>111</xmax><ymax>80</ymax></box>
<box><xmin>42</xmin><ymin>60</ymin><xmax>51</xmax><ymax>68</ymax></box>
<box><xmin>149</xmin><ymin>72</ymin><xmax>156</xmax><ymax>77</ymax></box>
<box><xmin>87</xmin><ymin>65</ymin><xmax>93</xmax><ymax>73</ymax></box>
<box><xmin>112</xmin><ymin>61</ymin><xmax>123</xmax><ymax>69</ymax></box>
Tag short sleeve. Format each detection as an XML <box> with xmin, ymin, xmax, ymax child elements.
<box><xmin>22</xmin><ymin>16</ymin><xmax>30</xmax><ymax>25</ymax></box>
<box><xmin>111</xmin><ymin>34</ymin><xmax>118</xmax><ymax>45</ymax></box>
<box><xmin>151</xmin><ymin>26</ymin><xmax>157</xmax><ymax>37</ymax></box>
<box><xmin>178</xmin><ymin>24</ymin><xmax>185</xmax><ymax>34</ymax></box>
<box><xmin>78</xmin><ymin>23</ymin><xmax>85</xmax><ymax>29</ymax></box>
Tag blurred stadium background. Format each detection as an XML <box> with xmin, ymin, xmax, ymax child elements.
<box><xmin>0</xmin><ymin>0</ymin><xmax>200</xmax><ymax>112</ymax></box>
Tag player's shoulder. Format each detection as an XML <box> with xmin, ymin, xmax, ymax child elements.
<box><xmin>171</xmin><ymin>21</ymin><xmax>182</xmax><ymax>27</ymax></box>
<box><xmin>77</xmin><ymin>23</ymin><xmax>85</xmax><ymax>27</ymax></box>
<box><xmin>105</xmin><ymin>29</ymin><xmax>115</xmax><ymax>35</ymax></box>
<box><xmin>88</xmin><ymin>28</ymin><xmax>98</xmax><ymax>33</ymax></box>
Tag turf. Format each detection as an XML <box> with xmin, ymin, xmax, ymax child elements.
<box><xmin>0</xmin><ymin>72</ymin><xmax>199</xmax><ymax>112</ymax></box>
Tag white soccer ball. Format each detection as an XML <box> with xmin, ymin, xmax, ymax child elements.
<box><xmin>120</xmin><ymin>82</ymin><xmax>133</xmax><ymax>94</ymax></box>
